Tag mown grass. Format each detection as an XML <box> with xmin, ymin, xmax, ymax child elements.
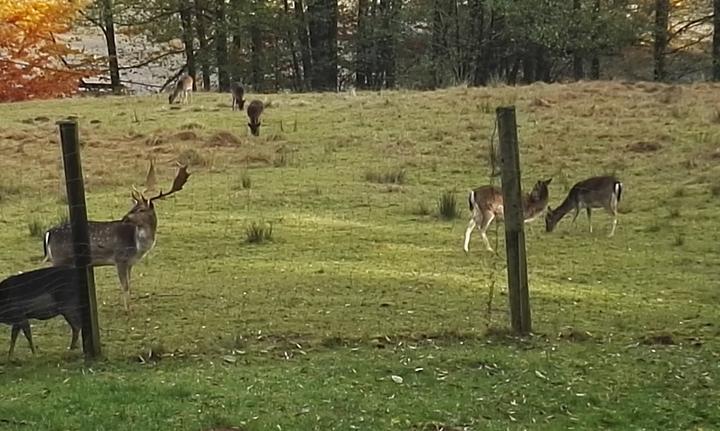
<box><xmin>0</xmin><ymin>82</ymin><xmax>719</xmax><ymax>430</ymax></box>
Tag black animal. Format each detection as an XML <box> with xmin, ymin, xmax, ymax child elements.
<box><xmin>0</xmin><ymin>266</ymin><xmax>81</xmax><ymax>358</ymax></box>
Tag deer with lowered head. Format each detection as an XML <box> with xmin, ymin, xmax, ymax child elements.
<box><xmin>169</xmin><ymin>74</ymin><xmax>193</xmax><ymax>105</ymax></box>
<box><xmin>545</xmin><ymin>175</ymin><xmax>623</xmax><ymax>237</ymax></box>
<box><xmin>42</xmin><ymin>161</ymin><xmax>191</xmax><ymax>311</ymax></box>
<box><xmin>246</xmin><ymin>99</ymin><xmax>264</xmax><ymax>136</ymax></box>
<box><xmin>0</xmin><ymin>266</ymin><xmax>81</xmax><ymax>359</ymax></box>
<box><xmin>464</xmin><ymin>178</ymin><xmax>552</xmax><ymax>253</ymax></box>
<box><xmin>231</xmin><ymin>82</ymin><xmax>245</xmax><ymax>111</ymax></box>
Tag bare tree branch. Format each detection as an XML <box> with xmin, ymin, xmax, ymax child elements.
<box><xmin>117</xmin><ymin>49</ymin><xmax>185</xmax><ymax>70</ymax></box>
<box><xmin>669</xmin><ymin>14</ymin><xmax>713</xmax><ymax>40</ymax></box>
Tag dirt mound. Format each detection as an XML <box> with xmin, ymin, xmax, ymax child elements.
<box><xmin>627</xmin><ymin>141</ymin><xmax>661</xmax><ymax>153</ymax></box>
<box><xmin>206</xmin><ymin>131</ymin><xmax>241</xmax><ymax>147</ymax></box>
<box><xmin>173</xmin><ymin>131</ymin><xmax>198</xmax><ymax>141</ymax></box>
<box><xmin>239</xmin><ymin>153</ymin><xmax>272</xmax><ymax>166</ymax></box>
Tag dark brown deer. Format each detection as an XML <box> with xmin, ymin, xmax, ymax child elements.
<box><xmin>231</xmin><ymin>82</ymin><xmax>245</xmax><ymax>111</ymax></box>
<box><xmin>545</xmin><ymin>175</ymin><xmax>623</xmax><ymax>237</ymax></box>
<box><xmin>169</xmin><ymin>75</ymin><xmax>193</xmax><ymax>105</ymax></box>
<box><xmin>43</xmin><ymin>162</ymin><xmax>191</xmax><ymax>311</ymax></box>
<box><xmin>464</xmin><ymin>178</ymin><xmax>552</xmax><ymax>253</ymax></box>
<box><xmin>246</xmin><ymin>100</ymin><xmax>264</xmax><ymax>136</ymax></box>
<box><xmin>0</xmin><ymin>266</ymin><xmax>81</xmax><ymax>359</ymax></box>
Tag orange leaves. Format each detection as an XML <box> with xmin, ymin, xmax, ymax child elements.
<box><xmin>0</xmin><ymin>0</ymin><xmax>92</xmax><ymax>102</ymax></box>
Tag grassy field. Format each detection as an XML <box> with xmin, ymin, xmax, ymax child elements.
<box><xmin>0</xmin><ymin>81</ymin><xmax>719</xmax><ymax>430</ymax></box>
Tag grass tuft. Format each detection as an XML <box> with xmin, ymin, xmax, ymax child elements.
<box><xmin>27</xmin><ymin>214</ymin><xmax>68</xmax><ymax>238</ymax></box>
<box><xmin>364</xmin><ymin>168</ymin><xmax>406</xmax><ymax>184</ymax></box>
<box><xmin>245</xmin><ymin>221</ymin><xmax>273</xmax><ymax>244</ymax></box>
<box><xmin>240</xmin><ymin>171</ymin><xmax>252</xmax><ymax>189</ymax></box>
<box><xmin>437</xmin><ymin>190</ymin><xmax>458</xmax><ymax>220</ymax></box>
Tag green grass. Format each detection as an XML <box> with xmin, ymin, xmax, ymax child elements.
<box><xmin>0</xmin><ymin>82</ymin><xmax>719</xmax><ymax>430</ymax></box>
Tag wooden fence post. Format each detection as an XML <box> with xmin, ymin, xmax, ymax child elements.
<box><xmin>57</xmin><ymin>120</ymin><xmax>102</xmax><ymax>359</ymax></box>
<box><xmin>496</xmin><ymin>106</ymin><xmax>532</xmax><ymax>335</ymax></box>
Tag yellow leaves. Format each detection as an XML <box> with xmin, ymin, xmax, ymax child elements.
<box><xmin>0</xmin><ymin>0</ymin><xmax>92</xmax><ymax>101</ymax></box>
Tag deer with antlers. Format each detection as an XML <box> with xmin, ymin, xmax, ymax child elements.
<box><xmin>42</xmin><ymin>160</ymin><xmax>190</xmax><ymax>311</ymax></box>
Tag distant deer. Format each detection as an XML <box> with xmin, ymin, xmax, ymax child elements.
<box><xmin>246</xmin><ymin>100</ymin><xmax>264</xmax><ymax>136</ymax></box>
<box><xmin>464</xmin><ymin>178</ymin><xmax>552</xmax><ymax>253</ymax></box>
<box><xmin>0</xmin><ymin>266</ymin><xmax>81</xmax><ymax>359</ymax></box>
<box><xmin>231</xmin><ymin>82</ymin><xmax>245</xmax><ymax>111</ymax></box>
<box><xmin>169</xmin><ymin>75</ymin><xmax>193</xmax><ymax>105</ymax></box>
<box><xmin>545</xmin><ymin>175</ymin><xmax>623</xmax><ymax>237</ymax></box>
<box><xmin>43</xmin><ymin>162</ymin><xmax>191</xmax><ymax>311</ymax></box>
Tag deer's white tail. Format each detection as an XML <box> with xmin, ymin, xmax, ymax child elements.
<box><xmin>468</xmin><ymin>190</ymin><xmax>477</xmax><ymax>211</ymax></box>
<box><xmin>42</xmin><ymin>231</ymin><xmax>52</xmax><ymax>262</ymax></box>
<box><xmin>614</xmin><ymin>181</ymin><xmax>623</xmax><ymax>203</ymax></box>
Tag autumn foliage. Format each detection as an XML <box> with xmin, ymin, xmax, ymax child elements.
<box><xmin>0</xmin><ymin>0</ymin><xmax>91</xmax><ymax>102</ymax></box>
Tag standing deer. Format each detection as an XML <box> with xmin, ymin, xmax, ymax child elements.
<box><xmin>0</xmin><ymin>266</ymin><xmax>81</xmax><ymax>359</ymax></box>
<box><xmin>43</xmin><ymin>162</ymin><xmax>191</xmax><ymax>311</ymax></box>
<box><xmin>169</xmin><ymin>75</ymin><xmax>193</xmax><ymax>105</ymax></box>
<box><xmin>246</xmin><ymin>100</ymin><xmax>265</xmax><ymax>136</ymax></box>
<box><xmin>545</xmin><ymin>175</ymin><xmax>623</xmax><ymax>237</ymax></box>
<box><xmin>231</xmin><ymin>82</ymin><xmax>245</xmax><ymax>111</ymax></box>
<box><xmin>464</xmin><ymin>178</ymin><xmax>552</xmax><ymax>253</ymax></box>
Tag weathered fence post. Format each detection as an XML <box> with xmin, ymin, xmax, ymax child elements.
<box><xmin>57</xmin><ymin>120</ymin><xmax>102</xmax><ymax>359</ymax></box>
<box><xmin>496</xmin><ymin>106</ymin><xmax>532</xmax><ymax>335</ymax></box>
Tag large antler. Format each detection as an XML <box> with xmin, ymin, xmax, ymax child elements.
<box><xmin>144</xmin><ymin>157</ymin><xmax>158</xmax><ymax>193</ymax></box>
<box><xmin>149</xmin><ymin>162</ymin><xmax>191</xmax><ymax>203</ymax></box>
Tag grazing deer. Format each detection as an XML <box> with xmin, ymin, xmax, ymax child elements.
<box><xmin>169</xmin><ymin>75</ymin><xmax>193</xmax><ymax>105</ymax></box>
<box><xmin>545</xmin><ymin>175</ymin><xmax>623</xmax><ymax>237</ymax></box>
<box><xmin>464</xmin><ymin>178</ymin><xmax>552</xmax><ymax>253</ymax></box>
<box><xmin>0</xmin><ymin>266</ymin><xmax>81</xmax><ymax>359</ymax></box>
<box><xmin>246</xmin><ymin>99</ymin><xmax>264</xmax><ymax>136</ymax></box>
<box><xmin>231</xmin><ymin>82</ymin><xmax>245</xmax><ymax>111</ymax></box>
<box><xmin>43</xmin><ymin>162</ymin><xmax>191</xmax><ymax>311</ymax></box>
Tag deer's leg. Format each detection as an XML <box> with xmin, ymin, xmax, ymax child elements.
<box><xmin>571</xmin><ymin>207</ymin><xmax>581</xmax><ymax>225</ymax></box>
<box><xmin>117</xmin><ymin>263</ymin><xmax>132</xmax><ymax>312</ymax></box>
<box><xmin>479</xmin><ymin>211</ymin><xmax>496</xmax><ymax>252</ymax></box>
<box><xmin>607</xmin><ymin>200</ymin><xmax>618</xmax><ymax>237</ymax></box>
<box><xmin>9</xmin><ymin>324</ymin><xmax>21</xmax><ymax>358</ymax></box>
<box><xmin>586</xmin><ymin>208</ymin><xmax>593</xmax><ymax>233</ymax></box>
<box><xmin>64</xmin><ymin>314</ymin><xmax>81</xmax><ymax>350</ymax></box>
<box><xmin>464</xmin><ymin>217</ymin><xmax>477</xmax><ymax>253</ymax></box>
<box><xmin>20</xmin><ymin>322</ymin><xmax>35</xmax><ymax>354</ymax></box>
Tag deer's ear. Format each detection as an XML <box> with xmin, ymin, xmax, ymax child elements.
<box><xmin>544</xmin><ymin>178</ymin><xmax>553</xmax><ymax>185</ymax></box>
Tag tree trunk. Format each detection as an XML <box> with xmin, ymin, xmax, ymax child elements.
<box><xmin>355</xmin><ymin>0</ymin><xmax>370</xmax><ymax>88</ymax></box>
<box><xmin>307</xmin><ymin>0</ymin><xmax>338</xmax><ymax>91</ymax></box>
<box><xmin>100</xmin><ymin>0</ymin><xmax>121</xmax><ymax>93</ymax></box>
<box><xmin>714</xmin><ymin>0</ymin><xmax>720</xmax><ymax>80</ymax></box>
<box><xmin>470</xmin><ymin>0</ymin><xmax>486</xmax><ymax>85</ymax></box>
<box><xmin>431</xmin><ymin>0</ymin><xmax>446</xmax><ymax>88</ymax></box>
<box><xmin>250</xmin><ymin>22</ymin><xmax>263</xmax><ymax>90</ymax></box>
<box><xmin>194</xmin><ymin>0</ymin><xmax>212</xmax><ymax>90</ymax></box>
<box><xmin>179</xmin><ymin>1</ymin><xmax>196</xmax><ymax>90</ymax></box>
<box><xmin>572</xmin><ymin>0</ymin><xmax>584</xmax><ymax>80</ymax></box>
<box><xmin>294</xmin><ymin>0</ymin><xmax>313</xmax><ymax>89</ymax></box>
<box><xmin>215</xmin><ymin>0</ymin><xmax>230</xmax><ymax>91</ymax></box>
<box><xmin>383</xmin><ymin>0</ymin><xmax>399</xmax><ymax>88</ymax></box>
<box><xmin>590</xmin><ymin>0</ymin><xmax>600</xmax><ymax>79</ymax></box>
<box><xmin>283</xmin><ymin>0</ymin><xmax>302</xmax><ymax>89</ymax></box>
<box><xmin>654</xmin><ymin>0</ymin><xmax>669</xmax><ymax>81</ymax></box>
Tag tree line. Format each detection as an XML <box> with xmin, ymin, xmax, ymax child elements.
<box><xmin>78</xmin><ymin>0</ymin><xmax>720</xmax><ymax>93</ymax></box>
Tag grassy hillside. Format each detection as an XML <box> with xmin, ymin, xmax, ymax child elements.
<box><xmin>0</xmin><ymin>82</ymin><xmax>719</xmax><ymax>430</ymax></box>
